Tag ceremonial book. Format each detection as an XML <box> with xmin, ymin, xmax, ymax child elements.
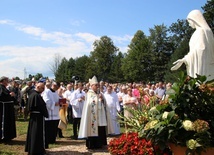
<box><xmin>59</xmin><ymin>98</ymin><xmax>66</xmax><ymax>105</ymax></box>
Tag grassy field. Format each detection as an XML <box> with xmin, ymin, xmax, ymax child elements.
<box><xmin>0</xmin><ymin>116</ymin><xmax>125</xmax><ymax>155</ymax></box>
<box><xmin>0</xmin><ymin>116</ymin><xmax>75</xmax><ymax>155</ymax></box>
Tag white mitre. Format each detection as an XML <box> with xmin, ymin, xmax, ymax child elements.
<box><xmin>89</xmin><ymin>75</ymin><xmax>98</xmax><ymax>85</ymax></box>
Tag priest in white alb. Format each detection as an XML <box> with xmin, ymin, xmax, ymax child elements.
<box><xmin>104</xmin><ymin>85</ymin><xmax>121</xmax><ymax>135</ymax></box>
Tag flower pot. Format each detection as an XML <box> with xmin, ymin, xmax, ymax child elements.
<box><xmin>169</xmin><ymin>143</ymin><xmax>187</xmax><ymax>155</ymax></box>
<box><xmin>169</xmin><ymin>143</ymin><xmax>214</xmax><ymax>155</ymax></box>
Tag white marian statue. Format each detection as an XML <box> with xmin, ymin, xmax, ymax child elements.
<box><xmin>171</xmin><ymin>10</ymin><xmax>214</xmax><ymax>81</ymax></box>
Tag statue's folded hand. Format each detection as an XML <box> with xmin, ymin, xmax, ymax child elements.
<box><xmin>171</xmin><ymin>59</ymin><xmax>184</xmax><ymax>70</ymax></box>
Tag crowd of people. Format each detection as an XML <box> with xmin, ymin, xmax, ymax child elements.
<box><xmin>0</xmin><ymin>75</ymin><xmax>172</xmax><ymax>154</ymax></box>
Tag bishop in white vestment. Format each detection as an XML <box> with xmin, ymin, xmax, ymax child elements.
<box><xmin>78</xmin><ymin>76</ymin><xmax>114</xmax><ymax>149</ymax></box>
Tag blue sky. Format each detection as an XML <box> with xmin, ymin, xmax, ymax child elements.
<box><xmin>0</xmin><ymin>0</ymin><xmax>207</xmax><ymax>79</ymax></box>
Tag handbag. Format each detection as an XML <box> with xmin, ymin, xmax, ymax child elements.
<box><xmin>58</xmin><ymin>119</ymin><xmax>67</xmax><ymax>130</ymax></box>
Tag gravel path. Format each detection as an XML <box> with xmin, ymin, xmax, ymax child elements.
<box><xmin>46</xmin><ymin>138</ymin><xmax>112</xmax><ymax>155</ymax></box>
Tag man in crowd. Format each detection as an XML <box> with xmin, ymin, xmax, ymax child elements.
<box><xmin>7</xmin><ymin>80</ymin><xmax>21</xmax><ymax>120</ymax></box>
<box><xmin>42</xmin><ymin>82</ymin><xmax>60</xmax><ymax>148</ymax></box>
<box><xmin>104</xmin><ymin>85</ymin><xmax>121</xmax><ymax>135</ymax></box>
<box><xmin>21</xmin><ymin>81</ymin><xmax>33</xmax><ymax>120</ymax></box>
<box><xmin>63</xmin><ymin>83</ymin><xmax>73</xmax><ymax>123</ymax></box>
<box><xmin>0</xmin><ymin>76</ymin><xmax>17</xmax><ymax>142</ymax></box>
<box><xmin>154</xmin><ymin>81</ymin><xmax>166</xmax><ymax>103</ymax></box>
<box><xmin>25</xmin><ymin>82</ymin><xmax>48</xmax><ymax>155</ymax></box>
<box><xmin>70</xmin><ymin>82</ymin><xmax>85</xmax><ymax>140</ymax></box>
<box><xmin>78</xmin><ymin>76</ymin><xmax>114</xmax><ymax>149</ymax></box>
<box><xmin>99</xmin><ymin>81</ymin><xmax>106</xmax><ymax>93</ymax></box>
<box><xmin>117</xmin><ymin>85</ymin><xmax>127</xmax><ymax>126</ymax></box>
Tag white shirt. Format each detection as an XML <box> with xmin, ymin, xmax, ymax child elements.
<box><xmin>63</xmin><ymin>89</ymin><xmax>73</xmax><ymax>104</ymax></box>
<box><xmin>70</xmin><ymin>89</ymin><xmax>85</xmax><ymax>118</ymax></box>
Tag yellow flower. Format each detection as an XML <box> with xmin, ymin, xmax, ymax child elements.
<box><xmin>149</xmin><ymin>120</ymin><xmax>159</xmax><ymax>128</ymax></box>
<box><xmin>186</xmin><ymin>139</ymin><xmax>201</xmax><ymax>150</ymax></box>
<box><xmin>144</xmin><ymin>120</ymin><xmax>158</xmax><ymax>130</ymax></box>
<box><xmin>149</xmin><ymin>106</ymin><xmax>156</xmax><ymax>111</ymax></box>
<box><xmin>162</xmin><ymin>111</ymin><xmax>169</xmax><ymax>120</ymax></box>
<box><xmin>144</xmin><ymin>122</ymin><xmax>150</xmax><ymax>130</ymax></box>
<box><xmin>182</xmin><ymin>120</ymin><xmax>193</xmax><ymax>131</ymax></box>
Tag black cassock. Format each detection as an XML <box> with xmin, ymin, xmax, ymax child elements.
<box><xmin>0</xmin><ymin>84</ymin><xmax>16</xmax><ymax>141</ymax></box>
<box><xmin>25</xmin><ymin>90</ymin><xmax>48</xmax><ymax>155</ymax></box>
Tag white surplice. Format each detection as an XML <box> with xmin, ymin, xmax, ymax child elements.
<box><xmin>104</xmin><ymin>91</ymin><xmax>121</xmax><ymax>135</ymax></box>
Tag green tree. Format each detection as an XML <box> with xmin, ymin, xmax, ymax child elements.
<box><xmin>14</xmin><ymin>77</ymin><xmax>20</xmax><ymax>80</ymax></box>
<box><xmin>108</xmin><ymin>51</ymin><xmax>125</xmax><ymax>83</ymax></box>
<box><xmin>148</xmin><ymin>24</ymin><xmax>173</xmax><ymax>81</ymax></box>
<box><xmin>85</xmin><ymin>36</ymin><xmax>118</xmax><ymax>81</ymax></box>
<box><xmin>55</xmin><ymin>58</ymin><xmax>69</xmax><ymax>82</ymax></box>
<box><xmin>202</xmin><ymin>0</ymin><xmax>214</xmax><ymax>33</ymax></box>
<box><xmin>67</xmin><ymin>57</ymin><xmax>75</xmax><ymax>82</ymax></box>
<box><xmin>121</xmin><ymin>30</ymin><xmax>153</xmax><ymax>82</ymax></box>
<box><xmin>33</xmin><ymin>73</ymin><xmax>43</xmax><ymax>81</ymax></box>
<box><xmin>74</xmin><ymin>55</ymin><xmax>89</xmax><ymax>82</ymax></box>
<box><xmin>168</xmin><ymin>19</ymin><xmax>192</xmax><ymax>49</ymax></box>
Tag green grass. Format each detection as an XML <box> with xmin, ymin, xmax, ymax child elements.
<box><xmin>0</xmin><ymin>151</ymin><xmax>15</xmax><ymax>155</ymax></box>
<box><xmin>0</xmin><ymin>116</ymin><xmax>74</xmax><ymax>155</ymax></box>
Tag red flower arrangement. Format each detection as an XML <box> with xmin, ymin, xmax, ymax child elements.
<box><xmin>108</xmin><ymin>132</ymin><xmax>171</xmax><ymax>155</ymax></box>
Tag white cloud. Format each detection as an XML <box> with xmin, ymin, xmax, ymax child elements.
<box><xmin>0</xmin><ymin>45</ymin><xmax>91</xmax><ymax>79</ymax></box>
<box><xmin>70</xmin><ymin>19</ymin><xmax>86</xmax><ymax>26</ymax></box>
<box><xmin>16</xmin><ymin>26</ymin><xmax>44</xmax><ymax>36</ymax></box>
<box><xmin>16</xmin><ymin>25</ymin><xmax>74</xmax><ymax>46</ymax></box>
<box><xmin>110</xmin><ymin>35</ymin><xmax>133</xmax><ymax>44</ymax></box>
<box><xmin>0</xmin><ymin>19</ymin><xmax>15</xmax><ymax>25</ymax></box>
<box><xmin>0</xmin><ymin>20</ymin><xmax>130</xmax><ymax>79</ymax></box>
<box><xmin>75</xmin><ymin>32</ymin><xmax>100</xmax><ymax>43</ymax></box>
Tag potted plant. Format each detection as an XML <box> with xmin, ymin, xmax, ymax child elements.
<box><xmin>142</xmin><ymin>72</ymin><xmax>214</xmax><ymax>154</ymax></box>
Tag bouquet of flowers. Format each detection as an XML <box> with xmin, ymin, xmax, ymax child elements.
<box><xmin>142</xmin><ymin>72</ymin><xmax>214</xmax><ymax>154</ymax></box>
<box><xmin>108</xmin><ymin>132</ymin><xmax>171</xmax><ymax>155</ymax></box>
